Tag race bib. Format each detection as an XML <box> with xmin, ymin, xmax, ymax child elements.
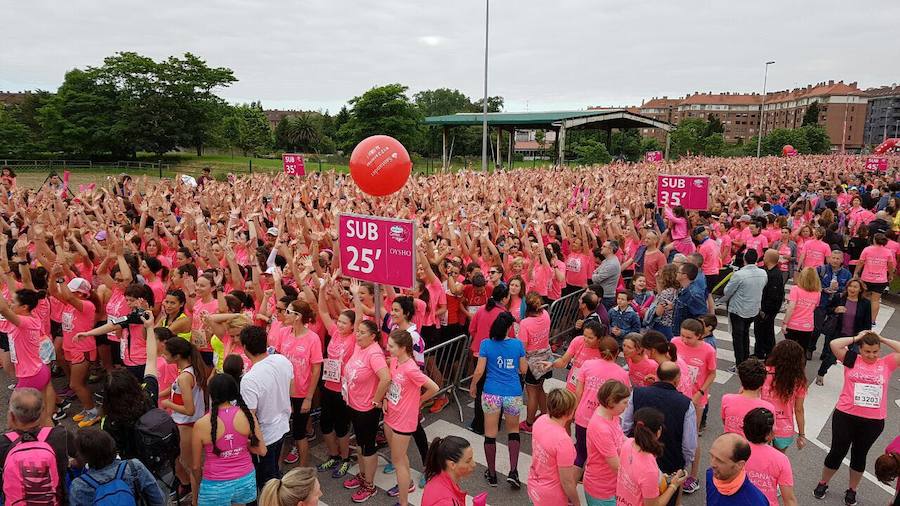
<box><xmin>39</xmin><ymin>339</ymin><xmax>55</xmax><ymax>364</ymax></box>
<box><xmin>61</xmin><ymin>312</ymin><xmax>74</xmax><ymax>333</ymax></box>
<box><xmin>387</xmin><ymin>381</ymin><xmax>401</xmax><ymax>405</ymax></box>
<box><xmin>322</xmin><ymin>359</ymin><xmax>341</xmax><ymax>383</ymax></box>
<box><xmin>120</xmin><ymin>334</ymin><xmax>128</xmax><ymax>361</ymax></box>
<box><xmin>8</xmin><ymin>337</ymin><xmax>16</xmax><ymax>364</ymax></box>
<box><xmin>192</xmin><ymin>329</ymin><xmax>208</xmax><ymax>348</ymax></box>
<box><xmin>568</xmin><ymin>367</ymin><xmax>579</xmax><ymax>386</ymax></box>
<box><xmin>853</xmin><ymin>383</ymin><xmax>882</xmax><ymax>408</ymax></box>
<box><xmin>687</xmin><ymin>365</ymin><xmax>700</xmax><ymax>385</ymax></box>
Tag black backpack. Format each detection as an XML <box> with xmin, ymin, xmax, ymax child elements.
<box><xmin>133</xmin><ymin>408</ymin><xmax>180</xmax><ymax>475</ymax></box>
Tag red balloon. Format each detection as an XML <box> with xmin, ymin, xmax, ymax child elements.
<box><xmin>782</xmin><ymin>144</ymin><xmax>794</xmax><ymax>154</ymax></box>
<box><xmin>349</xmin><ymin>135</ymin><xmax>412</xmax><ymax>196</ymax></box>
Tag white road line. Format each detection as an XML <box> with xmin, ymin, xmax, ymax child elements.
<box><xmin>807</xmin><ymin>437</ymin><xmax>897</xmax><ymax>495</ymax></box>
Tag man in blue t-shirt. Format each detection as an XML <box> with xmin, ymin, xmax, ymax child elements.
<box><xmin>706</xmin><ymin>433</ymin><xmax>768</xmax><ymax>505</ymax></box>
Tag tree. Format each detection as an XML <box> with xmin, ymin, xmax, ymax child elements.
<box><xmin>221</xmin><ymin>103</ymin><xmax>272</xmax><ymax>156</ymax></box>
<box><xmin>337</xmin><ymin>84</ymin><xmax>423</xmax><ymax>153</ymax></box>
<box><xmin>802</xmin><ymin>101</ymin><xmax>821</xmax><ymax>127</ymax></box>
<box><xmin>472</xmin><ymin>96</ymin><xmax>504</xmax><ymax>113</ymax></box>
<box><xmin>670</xmin><ymin>118</ymin><xmax>707</xmax><ymax>157</ymax></box>
<box><xmin>760</xmin><ymin>128</ymin><xmax>809</xmax><ymax>156</ymax></box>
<box><xmin>573</xmin><ymin>139</ymin><xmax>612</xmax><ymax>165</ymax></box>
<box><xmin>286</xmin><ymin>113</ymin><xmax>323</xmax><ymax>153</ymax></box>
<box><xmin>705</xmin><ymin>114</ymin><xmax>725</xmax><ymax>136</ymax></box>
<box><xmin>273</xmin><ymin>116</ymin><xmax>292</xmax><ymax>150</ymax></box>
<box><xmin>415</xmin><ymin>88</ymin><xmax>476</xmax><ymax>156</ymax></box>
<box><xmin>640</xmin><ymin>136</ymin><xmax>663</xmax><ymax>153</ymax></box>
<box><xmin>0</xmin><ymin>107</ymin><xmax>30</xmax><ymax>155</ymax></box>
<box><xmin>800</xmin><ymin>125</ymin><xmax>831</xmax><ymax>154</ymax></box>
<box><xmin>609</xmin><ymin>129</ymin><xmax>643</xmax><ymax>161</ymax></box>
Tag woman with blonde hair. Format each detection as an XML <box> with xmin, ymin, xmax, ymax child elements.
<box><xmin>259</xmin><ymin>467</ymin><xmax>322</xmax><ymax>506</ymax></box>
<box><xmin>781</xmin><ymin>267</ymin><xmax>822</xmax><ymax>351</ymax></box>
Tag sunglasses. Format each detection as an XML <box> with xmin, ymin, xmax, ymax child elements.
<box><xmin>274</xmin><ymin>307</ymin><xmax>286</xmax><ymax>313</ymax></box>
<box><xmin>488</xmin><ymin>270</ymin><xmax>498</xmax><ymax>275</ymax></box>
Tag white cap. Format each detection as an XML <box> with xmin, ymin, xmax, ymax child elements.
<box><xmin>66</xmin><ymin>278</ymin><xmax>92</xmax><ymax>295</ymax></box>
<box><xmin>266</xmin><ymin>227</ymin><xmax>279</xmax><ymax>237</ymax></box>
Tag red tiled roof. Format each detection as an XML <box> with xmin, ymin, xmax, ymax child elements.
<box><xmin>641</xmin><ymin>98</ymin><xmax>681</xmax><ymax>108</ymax></box>
<box><xmin>515</xmin><ymin>140</ymin><xmax>551</xmax><ymax>151</ymax></box>
<box><xmin>680</xmin><ymin>93</ymin><xmax>762</xmax><ymax>105</ymax></box>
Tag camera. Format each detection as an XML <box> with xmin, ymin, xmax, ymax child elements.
<box><xmin>644</xmin><ymin>202</ymin><xmax>656</xmax><ymax>210</ymax></box>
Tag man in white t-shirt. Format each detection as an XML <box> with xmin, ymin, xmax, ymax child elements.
<box><xmin>240</xmin><ymin>325</ymin><xmax>293</xmax><ymax>493</ymax></box>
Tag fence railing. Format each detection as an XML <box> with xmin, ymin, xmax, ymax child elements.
<box><xmin>423</xmin><ymin>333</ymin><xmax>471</xmax><ymax>422</ymax></box>
<box><xmin>1</xmin><ymin>159</ymin><xmax>94</xmax><ymax>169</ymax></box>
<box><xmin>548</xmin><ymin>288</ymin><xmax>585</xmax><ymax>350</ymax></box>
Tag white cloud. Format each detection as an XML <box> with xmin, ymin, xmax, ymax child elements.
<box><xmin>418</xmin><ymin>36</ymin><xmax>444</xmax><ymax>47</ymax></box>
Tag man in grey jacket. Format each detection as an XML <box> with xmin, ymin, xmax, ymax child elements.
<box><xmin>721</xmin><ymin>249</ymin><xmax>768</xmax><ymax>366</ymax></box>
<box><xmin>591</xmin><ymin>240</ymin><xmax>621</xmax><ymax>309</ymax></box>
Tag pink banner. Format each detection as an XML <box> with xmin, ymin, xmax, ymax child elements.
<box><xmin>282</xmin><ymin>153</ymin><xmax>305</xmax><ymax>176</ymax></box>
<box><xmin>865</xmin><ymin>156</ymin><xmax>888</xmax><ymax>173</ymax></box>
<box><xmin>656</xmin><ymin>175</ymin><xmax>709</xmax><ymax>210</ymax></box>
<box><xmin>645</xmin><ymin>151</ymin><xmax>663</xmax><ymax>162</ymax></box>
<box><xmin>339</xmin><ymin>213</ymin><xmax>416</xmax><ymax>289</ymax></box>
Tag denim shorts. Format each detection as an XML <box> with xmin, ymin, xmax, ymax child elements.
<box><xmin>481</xmin><ymin>393</ymin><xmax>522</xmax><ymax>417</ymax></box>
<box><xmin>773</xmin><ymin>435</ymin><xmax>794</xmax><ymax>450</ymax></box>
<box><xmin>198</xmin><ymin>470</ymin><xmax>257</xmax><ymax>506</ymax></box>
<box><xmin>585</xmin><ymin>491</ymin><xmax>616</xmax><ymax>506</ymax></box>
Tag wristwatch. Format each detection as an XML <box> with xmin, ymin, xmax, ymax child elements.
<box><xmin>698</xmin><ymin>389</ymin><xmax>705</xmax><ymax>396</ymax></box>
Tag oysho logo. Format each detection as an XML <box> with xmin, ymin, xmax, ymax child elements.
<box><xmin>692</xmin><ymin>178</ymin><xmax>705</xmax><ymax>188</ymax></box>
<box><xmin>390</xmin><ymin>225</ymin><xmax>408</xmax><ymax>243</ymax></box>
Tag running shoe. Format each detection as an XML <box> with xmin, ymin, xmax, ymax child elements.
<box><xmin>383</xmin><ymin>463</ymin><xmax>395</xmax><ymax>474</ymax></box>
<box><xmin>58</xmin><ymin>387</ymin><xmax>76</xmax><ymax>400</ymax></box>
<box><xmin>332</xmin><ymin>459</ymin><xmax>352</xmax><ymax>479</ymax></box>
<box><xmin>77</xmin><ymin>410</ymin><xmax>100</xmax><ymax>428</ymax></box>
<box><xmin>813</xmin><ymin>483</ymin><xmax>828</xmax><ymax>500</ymax></box>
<box><xmin>683</xmin><ymin>476</ymin><xmax>700</xmax><ymax>494</ymax></box>
<box><xmin>507</xmin><ymin>470</ymin><xmax>521</xmax><ymax>490</ymax></box>
<box><xmin>428</xmin><ymin>396</ymin><xmax>450</xmax><ymax>414</ymax></box>
<box><xmin>387</xmin><ymin>481</ymin><xmax>415</xmax><ymax>497</ymax></box>
<box><xmin>351</xmin><ymin>484</ymin><xmax>377</xmax><ymax>503</ymax></box>
<box><xmin>518</xmin><ymin>421</ymin><xmax>533</xmax><ymax>434</ymax></box>
<box><xmin>52</xmin><ymin>407</ymin><xmax>67</xmax><ymax>422</ymax></box>
<box><xmin>419</xmin><ymin>473</ymin><xmax>427</xmax><ymax>488</ymax></box>
<box><xmin>484</xmin><ymin>470</ymin><xmax>498</xmax><ymax>487</ymax></box>
<box><xmin>844</xmin><ymin>488</ymin><xmax>857</xmax><ymax>506</ymax></box>
<box><xmin>375</xmin><ymin>430</ymin><xmax>388</xmax><ymax>448</ymax></box>
<box><xmin>283</xmin><ymin>446</ymin><xmax>299</xmax><ymax>464</ymax></box>
<box><xmin>344</xmin><ymin>473</ymin><xmax>364</xmax><ymax>490</ymax></box>
<box><xmin>56</xmin><ymin>398</ymin><xmax>72</xmax><ymax>411</ymax></box>
<box><xmin>317</xmin><ymin>456</ymin><xmax>340</xmax><ymax>472</ymax></box>
<box><xmin>72</xmin><ymin>410</ymin><xmax>89</xmax><ymax>422</ymax></box>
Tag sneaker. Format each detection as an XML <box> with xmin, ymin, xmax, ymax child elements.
<box><xmin>351</xmin><ymin>484</ymin><xmax>377</xmax><ymax>503</ymax></box>
<box><xmin>52</xmin><ymin>407</ymin><xmax>67</xmax><ymax>422</ymax></box>
<box><xmin>419</xmin><ymin>473</ymin><xmax>427</xmax><ymax>488</ymax></box>
<box><xmin>815</xmin><ymin>375</ymin><xmax>824</xmax><ymax>386</ymax></box>
<box><xmin>698</xmin><ymin>422</ymin><xmax>707</xmax><ymax>437</ymax></box>
<box><xmin>383</xmin><ymin>463</ymin><xmax>396</xmax><ymax>474</ymax></box>
<box><xmin>518</xmin><ymin>421</ymin><xmax>533</xmax><ymax>434</ymax></box>
<box><xmin>507</xmin><ymin>470</ymin><xmax>521</xmax><ymax>490</ymax></box>
<box><xmin>56</xmin><ymin>398</ymin><xmax>72</xmax><ymax>411</ymax></box>
<box><xmin>283</xmin><ymin>446</ymin><xmax>299</xmax><ymax>464</ymax></box>
<box><xmin>805</xmin><ymin>350</ymin><xmax>814</xmax><ymax>361</ymax></box>
<box><xmin>332</xmin><ymin>459</ymin><xmax>352</xmax><ymax>479</ymax></box>
<box><xmin>428</xmin><ymin>396</ymin><xmax>450</xmax><ymax>414</ymax></box>
<box><xmin>813</xmin><ymin>482</ymin><xmax>828</xmax><ymax>500</ymax></box>
<box><xmin>387</xmin><ymin>481</ymin><xmax>415</xmax><ymax>497</ymax></box>
<box><xmin>466</xmin><ymin>424</ymin><xmax>484</xmax><ymax>436</ymax></box>
<box><xmin>728</xmin><ymin>365</ymin><xmax>737</xmax><ymax>373</ymax></box>
<box><xmin>72</xmin><ymin>410</ymin><xmax>89</xmax><ymax>422</ymax></box>
<box><xmin>344</xmin><ymin>474</ymin><xmax>364</xmax><ymax>490</ymax></box>
<box><xmin>77</xmin><ymin>410</ymin><xmax>100</xmax><ymax>428</ymax></box>
<box><xmin>93</xmin><ymin>391</ymin><xmax>105</xmax><ymax>404</ymax></box>
<box><xmin>317</xmin><ymin>456</ymin><xmax>340</xmax><ymax>472</ymax></box>
<box><xmin>683</xmin><ymin>476</ymin><xmax>700</xmax><ymax>494</ymax></box>
<box><xmin>484</xmin><ymin>469</ymin><xmax>498</xmax><ymax>487</ymax></box>
<box><xmin>375</xmin><ymin>430</ymin><xmax>388</xmax><ymax>448</ymax></box>
<box><xmin>7</xmin><ymin>382</ymin><xmax>15</xmax><ymax>391</ymax></box>
<box><xmin>58</xmin><ymin>387</ymin><xmax>76</xmax><ymax>400</ymax></box>
<box><xmin>843</xmin><ymin>488</ymin><xmax>857</xmax><ymax>506</ymax></box>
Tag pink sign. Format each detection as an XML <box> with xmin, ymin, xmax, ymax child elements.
<box><xmin>339</xmin><ymin>213</ymin><xmax>416</xmax><ymax>289</ymax></box>
<box><xmin>656</xmin><ymin>175</ymin><xmax>709</xmax><ymax>210</ymax></box>
<box><xmin>645</xmin><ymin>151</ymin><xmax>663</xmax><ymax>162</ymax></box>
<box><xmin>865</xmin><ymin>156</ymin><xmax>888</xmax><ymax>173</ymax></box>
<box><xmin>282</xmin><ymin>153</ymin><xmax>305</xmax><ymax>176</ymax></box>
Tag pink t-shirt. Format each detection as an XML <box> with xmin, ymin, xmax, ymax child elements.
<box><xmin>342</xmin><ymin>342</ymin><xmax>389</xmax><ymax>411</ymax></box>
<box><xmin>627</xmin><ymin>356</ymin><xmax>659</xmax><ymax>388</ymax></box>
<box><xmin>720</xmin><ymin>394</ymin><xmax>776</xmax><ymax>436</ymax></box>
<box><xmin>527</xmin><ymin>415</ymin><xmax>577</xmax><ymax>506</ymax></box>
<box><xmin>564</xmin><ymin>336</ymin><xmax>602</xmax><ymax>392</ymax></box>
<box><xmin>146</xmin><ymin>278</ymin><xmax>166</xmax><ymax>309</ymax></box>
<box><xmin>60</xmin><ymin>299</ymin><xmax>97</xmax><ymax>353</ymax></box>
<box><xmin>698</xmin><ymin>239</ymin><xmax>722</xmax><ymax>276</ymax></box>
<box><xmin>323</xmin><ymin>323</ymin><xmax>356</xmax><ymax>393</ymax></box>
<box><xmin>468</xmin><ymin>305</ymin><xmax>505</xmax><ymax>356</ymax></box>
<box><xmin>424</xmin><ymin>280</ymin><xmax>447</xmax><ymax>328</ymax></box>
<box><xmin>675</xmin><ymin>358</ymin><xmax>694</xmax><ymax>397</ymax></box>
<box><xmin>616</xmin><ymin>439</ymin><xmax>662</xmax><ymax>506</ymax></box>
<box><xmin>518</xmin><ymin>311</ymin><xmax>550</xmax><ymax>352</ymax></box>
<box><xmin>746</xmin><ymin>442</ymin><xmax>794</xmax><ymax>506</ymax></box>
<box><xmin>529</xmin><ymin>264</ymin><xmax>552</xmax><ymax>297</ymax></box>
<box><xmin>564</xmin><ymin>252</ymin><xmax>595</xmax><ymax>288</ymax></box>
<box><xmin>157</xmin><ymin>356</ymin><xmax>179</xmax><ymax>410</ymax></box>
<box><xmin>800</xmin><ymin>239</ymin><xmax>830</xmax><ymax>268</ymax></box>
<box><xmin>548</xmin><ymin>259</ymin><xmax>566</xmax><ymax>300</ymax></box>
<box><xmin>745</xmin><ymin>234</ymin><xmax>769</xmax><ymax>259</ymax></box>
<box><xmin>9</xmin><ymin>315</ymin><xmax>45</xmax><ymax>378</ymax></box>
<box><xmin>785</xmin><ymin>286</ymin><xmax>818</xmax><ymax>332</ymax></box>
<box><xmin>574</xmin><ymin>359</ymin><xmax>630</xmax><ymax>427</ymax></box>
<box><xmin>672</xmin><ymin>337</ymin><xmax>716</xmax><ymax>404</ymax></box>
<box><xmin>385</xmin><ymin>357</ymin><xmax>429</xmax><ymax>433</ymax></box>
<box><xmin>105</xmin><ymin>288</ymin><xmax>128</xmax><ymax>342</ymax></box>
<box><xmin>280</xmin><ymin>328</ymin><xmax>323</xmax><ymax>398</ymax></box>
<box><xmin>584</xmin><ymin>413</ymin><xmax>625</xmax><ymax>499</ymax></box>
<box><xmin>191</xmin><ymin>297</ymin><xmax>219</xmax><ymax>352</ymax></box>
<box><xmin>760</xmin><ymin>367</ymin><xmax>806</xmax><ymax>438</ymax></box>
<box><xmin>859</xmin><ymin>245</ymin><xmax>896</xmax><ymax>284</ymax></box>
<box><xmin>120</xmin><ymin>321</ymin><xmax>148</xmax><ymax>367</ymax></box>
<box><xmin>836</xmin><ymin>354</ymin><xmax>898</xmax><ymax>420</ymax></box>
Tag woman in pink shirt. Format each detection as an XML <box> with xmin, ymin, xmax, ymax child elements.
<box><xmin>616</xmin><ymin>407</ymin><xmax>686</xmax><ymax>506</ymax></box>
<box><xmin>279</xmin><ymin>300</ymin><xmax>323</xmax><ymax>467</ymax></box>
<box><xmin>855</xmin><ymin>233</ymin><xmax>896</xmax><ymax>323</ymax></box>
<box><xmin>623</xmin><ymin>333</ymin><xmax>659</xmax><ymax>388</ymax></box>
<box><xmin>761</xmin><ymin>340</ymin><xmax>807</xmax><ymax>452</ymax></box>
<box><xmin>517</xmin><ymin>293</ymin><xmax>552</xmax><ymax>433</ymax></box>
<box><xmin>527</xmin><ymin>388</ymin><xmax>581</xmax><ymax>506</ymax></box>
<box><xmin>743</xmin><ymin>408</ymin><xmax>798</xmax><ymax>506</ymax></box>
<box><xmin>187</xmin><ymin>272</ymin><xmax>222</xmax><ymax>367</ymax></box>
<box><xmin>192</xmin><ymin>373</ymin><xmax>266</xmax><ymax>506</ymax></box>
<box><xmin>781</xmin><ymin>267</ymin><xmax>822</xmax><ymax>351</ymax></box>
<box><xmin>664</xmin><ymin>205</ymin><xmax>695</xmax><ymax>255</ymax></box>
<box><xmin>573</xmin><ymin>335</ymin><xmax>629</xmax><ymax>469</ymax></box>
<box><xmin>815</xmin><ymin>331</ymin><xmax>900</xmax><ymax>504</ymax></box>
<box><xmin>384</xmin><ymin>329</ymin><xmax>439</xmax><ymax>506</ymax></box>
<box><xmin>720</xmin><ymin>358</ymin><xmax>775</xmax><ymax>437</ymax></box>
<box><xmin>421</xmin><ymin>436</ymin><xmax>477</xmax><ymax>506</ymax></box>
<box><xmin>562</xmin><ymin>235</ymin><xmax>595</xmax><ymax>294</ymax></box>
<box><xmin>642</xmin><ymin>330</ymin><xmax>694</xmax><ymax>396</ymax></box>
<box><xmin>583</xmin><ymin>380</ymin><xmax>630</xmax><ymax>505</ymax></box>
<box><xmin>543</xmin><ymin>320</ymin><xmax>603</xmax><ymax>393</ymax></box>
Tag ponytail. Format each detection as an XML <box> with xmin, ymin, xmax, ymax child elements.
<box><xmin>642</xmin><ymin>330</ymin><xmax>678</xmax><ymax>362</ymax></box>
<box><xmin>597</xmin><ymin>336</ymin><xmax>619</xmax><ymax>361</ymax></box>
<box><xmin>632</xmin><ymin>407</ymin><xmax>665</xmax><ymax>457</ymax></box>
<box><xmin>258</xmin><ymin>467</ymin><xmax>318</xmax><ymax>506</ymax></box>
<box><xmin>485</xmin><ymin>284</ymin><xmax>509</xmax><ymax>312</ymax></box>
<box><xmin>424</xmin><ymin>435</ymin><xmax>471</xmax><ymax>482</ymax></box>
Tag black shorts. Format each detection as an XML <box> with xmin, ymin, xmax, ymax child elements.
<box><xmin>109</xmin><ymin>341</ymin><xmax>122</xmax><ymax>366</ymax></box>
<box><xmin>290</xmin><ymin>397</ymin><xmax>312</xmax><ymax>439</ymax></box>
<box><xmin>350</xmin><ymin>407</ymin><xmax>382</xmax><ymax>457</ymax></box>
<box><xmin>421</xmin><ymin>325</ymin><xmax>442</xmax><ymax>349</ymax></box>
<box><xmin>524</xmin><ymin>367</ymin><xmax>552</xmax><ymax>386</ymax></box>
<box><xmin>865</xmin><ymin>282</ymin><xmax>888</xmax><ymax>294</ymax></box>
<box><xmin>125</xmin><ymin>364</ymin><xmax>145</xmax><ymax>381</ymax></box>
<box><xmin>0</xmin><ymin>332</ymin><xmax>8</xmax><ymax>352</ymax></box>
<box><xmin>95</xmin><ymin>332</ymin><xmax>110</xmax><ymax>346</ymax></box>
<box><xmin>50</xmin><ymin>320</ymin><xmax>62</xmax><ymax>339</ymax></box>
<box><xmin>318</xmin><ymin>386</ymin><xmax>350</xmax><ymax>438</ymax></box>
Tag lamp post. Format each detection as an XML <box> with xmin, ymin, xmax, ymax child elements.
<box><xmin>756</xmin><ymin>60</ymin><xmax>775</xmax><ymax>157</ymax></box>
<box><xmin>481</xmin><ymin>0</ymin><xmax>490</xmax><ymax>172</ymax></box>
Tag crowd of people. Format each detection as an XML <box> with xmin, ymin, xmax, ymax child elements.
<box><xmin>0</xmin><ymin>154</ymin><xmax>899</xmax><ymax>506</ymax></box>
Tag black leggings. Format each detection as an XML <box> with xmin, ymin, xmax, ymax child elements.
<box><xmin>824</xmin><ymin>409</ymin><xmax>885</xmax><ymax>473</ymax></box>
<box><xmin>319</xmin><ymin>387</ymin><xmax>351</xmax><ymax>438</ymax></box>
<box><xmin>785</xmin><ymin>329</ymin><xmax>814</xmax><ymax>352</ymax></box>
<box><xmin>350</xmin><ymin>407</ymin><xmax>382</xmax><ymax>457</ymax></box>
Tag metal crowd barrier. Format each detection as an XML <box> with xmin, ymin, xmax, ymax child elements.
<box><xmin>423</xmin><ymin>333</ymin><xmax>471</xmax><ymax>422</ymax></box>
<box><xmin>548</xmin><ymin>288</ymin><xmax>585</xmax><ymax>350</ymax></box>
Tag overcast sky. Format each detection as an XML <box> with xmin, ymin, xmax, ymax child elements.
<box><xmin>3</xmin><ymin>0</ymin><xmax>897</xmax><ymax>113</ymax></box>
